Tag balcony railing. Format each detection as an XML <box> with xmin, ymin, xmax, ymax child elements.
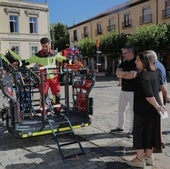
<box><xmin>140</xmin><ymin>14</ymin><xmax>152</xmax><ymax>24</ymax></box>
<box><xmin>71</xmin><ymin>36</ymin><xmax>78</xmax><ymax>42</ymax></box>
<box><xmin>81</xmin><ymin>33</ymin><xmax>89</xmax><ymax>38</ymax></box>
<box><xmin>107</xmin><ymin>24</ymin><xmax>115</xmax><ymax>31</ymax></box>
<box><xmin>162</xmin><ymin>8</ymin><xmax>170</xmax><ymax>18</ymax></box>
<box><xmin>95</xmin><ymin>28</ymin><xmax>103</xmax><ymax>35</ymax></box>
<box><xmin>122</xmin><ymin>20</ymin><xmax>132</xmax><ymax>28</ymax></box>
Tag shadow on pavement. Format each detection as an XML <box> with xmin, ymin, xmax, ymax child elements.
<box><xmin>0</xmin><ymin>114</ymin><xmax>137</xmax><ymax>169</ymax></box>
<box><xmin>162</xmin><ymin>131</ymin><xmax>170</xmax><ymax>135</ymax></box>
<box><xmin>3</xmin><ymin>145</ymin><xmax>135</xmax><ymax>169</ymax></box>
<box><xmin>96</xmin><ymin>76</ymin><xmax>117</xmax><ymax>82</ymax></box>
<box><xmin>106</xmin><ymin>161</ymin><xmax>138</xmax><ymax>169</ymax></box>
<box><xmin>1</xmin><ymin>123</ymin><xmax>136</xmax><ymax>169</ymax></box>
<box><xmin>94</xmin><ymin>85</ymin><xmax>114</xmax><ymax>89</ymax></box>
<box><xmin>79</xmin><ymin>131</ymin><xmax>133</xmax><ymax>140</ymax></box>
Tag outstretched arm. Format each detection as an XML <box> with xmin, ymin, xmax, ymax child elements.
<box><xmin>55</xmin><ymin>53</ymin><xmax>67</xmax><ymax>63</ymax></box>
<box><xmin>25</xmin><ymin>55</ymin><xmax>39</xmax><ymax>64</ymax></box>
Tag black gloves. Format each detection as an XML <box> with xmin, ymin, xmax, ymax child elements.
<box><xmin>21</xmin><ymin>60</ymin><xmax>29</xmax><ymax>67</ymax></box>
<box><xmin>21</xmin><ymin>60</ymin><xmax>26</xmax><ymax>67</ymax></box>
<box><xmin>63</xmin><ymin>58</ymin><xmax>70</xmax><ymax>64</ymax></box>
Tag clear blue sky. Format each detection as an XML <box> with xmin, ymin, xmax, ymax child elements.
<box><xmin>32</xmin><ymin>0</ymin><xmax>129</xmax><ymax>26</ymax></box>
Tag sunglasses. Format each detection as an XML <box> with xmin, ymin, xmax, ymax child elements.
<box><xmin>122</xmin><ymin>51</ymin><xmax>129</xmax><ymax>55</ymax></box>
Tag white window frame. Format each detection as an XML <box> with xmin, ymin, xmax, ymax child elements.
<box><xmin>29</xmin><ymin>17</ymin><xmax>38</xmax><ymax>34</ymax></box>
<box><xmin>142</xmin><ymin>7</ymin><xmax>151</xmax><ymax>23</ymax></box>
<box><xmin>9</xmin><ymin>44</ymin><xmax>20</xmax><ymax>55</ymax></box>
<box><xmin>9</xmin><ymin>15</ymin><xmax>19</xmax><ymax>33</ymax></box>
<box><xmin>29</xmin><ymin>44</ymin><xmax>39</xmax><ymax>56</ymax></box>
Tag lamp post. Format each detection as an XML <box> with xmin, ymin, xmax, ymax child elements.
<box><xmin>96</xmin><ymin>50</ymin><xmax>102</xmax><ymax>72</ymax></box>
<box><xmin>96</xmin><ymin>38</ymin><xmax>101</xmax><ymax>72</ymax></box>
<box><xmin>96</xmin><ymin>39</ymin><xmax>99</xmax><ymax>72</ymax></box>
<box><xmin>50</xmin><ymin>25</ymin><xmax>55</xmax><ymax>50</ymax></box>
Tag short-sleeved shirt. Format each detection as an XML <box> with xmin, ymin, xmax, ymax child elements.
<box><xmin>155</xmin><ymin>60</ymin><xmax>167</xmax><ymax>85</ymax></box>
<box><xmin>134</xmin><ymin>71</ymin><xmax>161</xmax><ymax>117</ymax></box>
<box><xmin>119</xmin><ymin>57</ymin><xmax>137</xmax><ymax>91</ymax></box>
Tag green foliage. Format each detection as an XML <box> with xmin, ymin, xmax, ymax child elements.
<box><xmin>76</xmin><ymin>31</ymin><xmax>127</xmax><ymax>59</ymax></box>
<box><xmin>79</xmin><ymin>24</ymin><xmax>170</xmax><ymax>59</ymax></box>
<box><xmin>127</xmin><ymin>24</ymin><xmax>168</xmax><ymax>53</ymax></box>
<box><xmin>161</xmin><ymin>23</ymin><xmax>170</xmax><ymax>52</ymax></box>
<box><xmin>100</xmin><ymin>31</ymin><xmax>117</xmax><ymax>54</ymax></box>
<box><xmin>100</xmin><ymin>31</ymin><xmax>127</xmax><ymax>59</ymax></box>
<box><xmin>50</xmin><ymin>22</ymin><xmax>170</xmax><ymax>59</ymax></box>
<box><xmin>50</xmin><ymin>23</ymin><xmax>69</xmax><ymax>51</ymax></box>
<box><xmin>77</xmin><ymin>38</ymin><xmax>96</xmax><ymax>57</ymax></box>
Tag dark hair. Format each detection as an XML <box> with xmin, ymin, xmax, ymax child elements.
<box><xmin>121</xmin><ymin>45</ymin><xmax>135</xmax><ymax>53</ymax></box>
<box><xmin>138</xmin><ymin>51</ymin><xmax>151</xmax><ymax>71</ymax></box>
<box><xmin>40</xmin><ymin>37</ymin><xmax>50</xmax><ymax>44</ymax></box>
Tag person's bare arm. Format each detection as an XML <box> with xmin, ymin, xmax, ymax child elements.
<box><xmin>160</xmin><ymin>84</ymin><xmax>169</xmax><ymax>103</ymax></box>
<box><xmin>116</xmin><ymin>68</ymin><xmax>137</xmax><ymax>79</ymax></box>
<box><xmin>146</xmin><ymin>97</ymin><xmax>166</xmax><ymax>113</ymax></box>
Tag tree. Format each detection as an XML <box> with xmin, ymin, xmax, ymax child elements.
<box><xmin>50</xmin><ymin>23</ymin><xmax>69</xmax><ymax>51</ymax></box>
<box><xmin>160</xmin><ymin>23</ymin><xmax>170</xmax><ymax>52</ymax></box>
<box><xmin>127</xmin><ymin>24</ymin><xmax>168</xmax><ymax>53</ymax></box>
<box><xmin>77</xmin><ymin>38</ymin><xmax>96</xmax><ymax>57</ymax></box>
<box><xmin>100</xmin><ymin>31</ymin><xmax>127</xmax><ymax>59</ymax></box>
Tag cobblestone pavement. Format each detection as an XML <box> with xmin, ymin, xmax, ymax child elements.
<box><xmin>0</xmin><ymin>76</ymin><xmax>170</xmax><ymax>169</ymax></box>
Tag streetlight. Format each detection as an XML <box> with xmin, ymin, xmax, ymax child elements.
<box><xmin>96</xmin><ymin>38</ymin><xmax>100</xmax><ymax>72</ymax></box>
<box><xmin>50</xmin><ymin>25</ymin><xmax>55</xmax><ymax>50</ymax></box>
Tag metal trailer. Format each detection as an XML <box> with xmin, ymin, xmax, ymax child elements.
<box><xmin>0</xmin><ymin>56</ymin><xmax>95</xmax><ymax>160</ymax></box>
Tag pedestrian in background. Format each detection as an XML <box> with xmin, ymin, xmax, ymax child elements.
<box><xmin>126</xmin><ymin>50</ymin><xmax>166</xmax><ymax>168</ymax></box>
<box><xmin>148</xmin><ymin>50</ymin><xmax>170</xmax><ymax>105</ymax></box>
<box><xmin>147</xmin><ymin>50</ymin><xmax>170</xmax><ymax>152</ymax></box>
<box><xmin>111</xmin><ymin>46</ymin><xmax>137</xmax><ymax>135</ymax></box>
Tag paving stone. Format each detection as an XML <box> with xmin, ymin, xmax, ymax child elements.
<box><xmin>1</xmin><ymin>77</ymin><xmax>170</xmax><ymax>169</ymax></box>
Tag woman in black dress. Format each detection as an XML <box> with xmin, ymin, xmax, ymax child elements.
<box><xmin>126</xmin><ymin>50</ymin><xmax>166</xmax><ymax>168</ymax></box>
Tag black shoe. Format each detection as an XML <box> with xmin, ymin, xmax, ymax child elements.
<box><xmin>127</xmin><ymin>132</ymin><xmax>133</xmax><ymax>135</ymax></box>
<box><xmin>127</xmin><ymin>132</ymin><xmax>133</xmax><ymax>138</ymax></box>
<box><xmin>110</xmin><ymin>127</ymin><xmax>123</xmax><ymax>133</ymax></box>
<box><xmin>161</xmin><ymin>142</ymin><xmax>165</xmax><ymax>149</ymax></box>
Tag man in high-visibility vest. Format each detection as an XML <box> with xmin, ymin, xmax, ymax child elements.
<box><xmin>23</xmin><ymin>37</ymin><xmax>68</xmax><ymax>113</ymax></box>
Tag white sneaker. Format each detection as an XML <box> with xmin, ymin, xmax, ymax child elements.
<box><xmin>126</xmin><ymin>158</ymin><xmax>146</xmax><ymax>168</ymax></box>
<box><xmin>145</xmin><ymin>155</ymin><xmax>154</xmax><ymax>166</ymax></box>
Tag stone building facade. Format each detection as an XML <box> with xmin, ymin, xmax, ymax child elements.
<box><xmin>68</xmin><ymin>0</ymin><xmax>170</xmax><ymax>73</ymax></box>
<box><xmin>0</xmin><ymin>0</ymin><xmax>49</xmax><ymax>59</ymax></box>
